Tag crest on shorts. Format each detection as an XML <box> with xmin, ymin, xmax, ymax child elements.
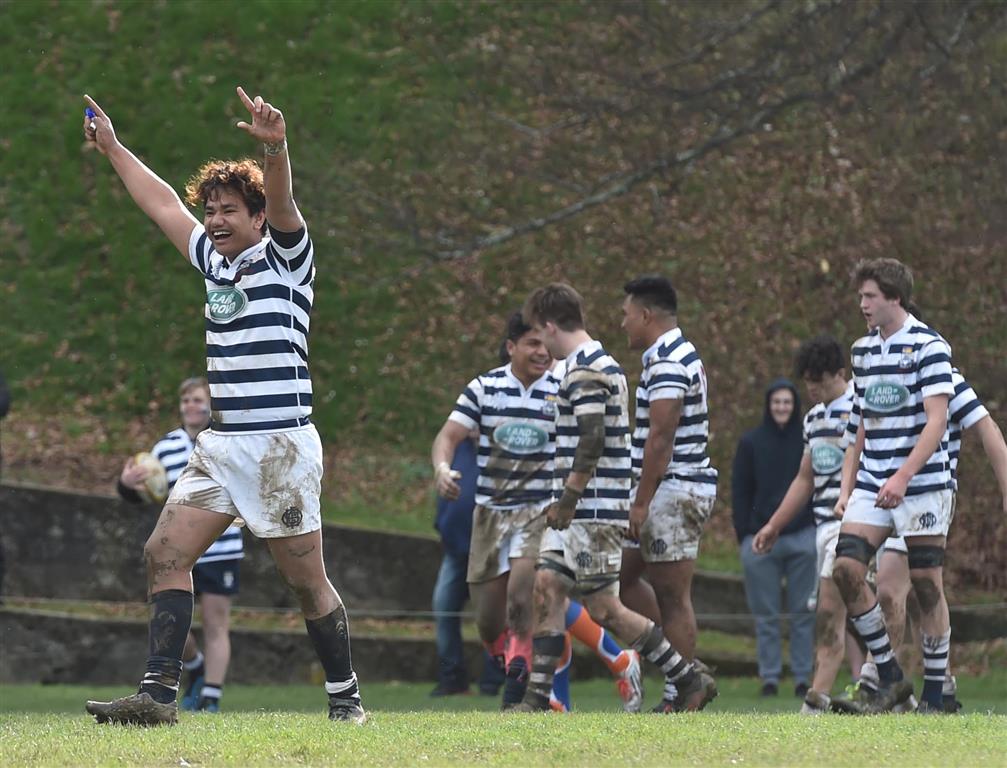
<box><xmin>207</xmin><ymin>286</ymin><xmax>248</xmax><ymax>322</ymax></box>
<box><xmin>864</xmin><ymin>381</ymin><xmax>910</xmax><ymax>414</ymax></box>
<box><xmin>649</xmin><ymin>538</ymin><xmax>668</xmax><ymax>556</ymax></box>
<box><xmin>494</xmin><ymin>422</ymin><xmax>549</xmax><ymax>455</ymax></box>
<box><xmin>915</xmin><ymin>511</ymin><xmax>938</xmax><ymax>531</ymax></box>
<box><xmin>575</xmin><ymin>550</ymin><xmax>593</xmax><ymax>568</ymax></box>
<box><xmin>281</xmin><ymin>506</ymin><xmax>303</xmax><ymax>528</ymax></box>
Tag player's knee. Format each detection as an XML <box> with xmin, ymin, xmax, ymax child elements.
<box><xmin>830</xmin><ymin>560</ymin><xmax>864</xmax><ymax>605</ymax></box>
<box><xmin>908</xmin><ymin>572</ymin><xmax>944</xmax><ymax>615</ymax></box>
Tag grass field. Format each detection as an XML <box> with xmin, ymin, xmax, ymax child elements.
<box><xmin>2</xmin><ymin>677</ymin><xmax>1005</xmax><ymax>767</ymax></box>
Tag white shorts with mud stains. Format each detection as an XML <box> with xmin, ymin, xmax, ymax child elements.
<box><xmin>167</xmin><ymin>425</ymin><xmax>322</xmax><ymax>538</ymax></box>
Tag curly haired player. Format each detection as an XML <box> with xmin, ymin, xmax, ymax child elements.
<box><xmin>82</xmin><ymin>88</ymin><xmax>364</xmax><ymax>725</ymax></box>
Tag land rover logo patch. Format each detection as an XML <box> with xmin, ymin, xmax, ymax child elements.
<box><xmin>207</xmin><ymin>286</ymin><xmax>248</xmax><ymax>322</ymax></box>
<box><xmin>864</xmin><ymin>381</ymin><xmax>910</xmax><ymax>413</ymax></box>
<box><xmin>493</xmin><ymin>422</ymin><xmax>549</xmax><ymax>455</ymax></box>
<box><xmin>811</xmin><ymin>444</ymin><xmax>845</xmax><ymax>475</ymax></box>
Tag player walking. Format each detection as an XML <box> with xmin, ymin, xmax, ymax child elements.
<box><xmin>831</xmin><ymin>259</ymin><xmax>955</xmax><ymax>714</ymax></box>
<box><xmin>82</xmin><ymin>88</ymin><xmax>364</xmax><ymax>725</ymax></box>
<box><xmin>431</xmin><ymin>311</ymin><xmax>642</xmax><ymax>711</ymax></box>
<box><xmin>751</xmin><ymin>335</ymin><xmax>864</xmax><ymax>713</ymax></box>
<box><xmin>619</xmin><ymin>276</ymin><xmax>718</xmax><ymax>709</ymax></box>
<box><xmin>514</xmin><ymin>284</ymin><xmax>716</xmax><ymax>713</ymax></box>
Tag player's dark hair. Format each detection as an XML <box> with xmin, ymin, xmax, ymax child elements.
<box><xmin>794</xmin><ymin>335</ymin><xmax>845</xmax><ymax>380</ymax></box>
<box><xmin>853</xmin><ymin>258</ymin><xmax>913</xmax><ymax>307</ymax></box>
<box><xmin>522</xmin><ymin>283</ymin><xmax>585</xmax><ymax>332</ymax></box>
<box><xmin>184</xmin><ymin>158</ymin><xmax>267</xmax><ymax>234</ymax></box>
<box><xmin>624</xmin><ymin>274</ymin><xmax>678</xmax><ymax>314</ymax></box>
<box><xmin>505</xmin><ymin>311</ymin><xmax>533</xmax><ymax>343</ymax></box>
<box><xmin>499</xmin><ymin>311</ymin><xmax>534</xmax><ymax>365</ymax></box>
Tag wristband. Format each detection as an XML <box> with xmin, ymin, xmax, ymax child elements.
<box><xmin>264</xmin><ymin>138</ymin><xmax>287</xmax><ymax>156</ymax></box>
<box><xmin>435</xmin><ymin>462</ymin><xmax>451</xmax><ymax>477</ymax></box>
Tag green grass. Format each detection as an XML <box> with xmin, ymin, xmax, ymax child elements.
<box><xmin>2</xmin><ymin>679</ymin><xmax>1005</xmax><ymax>767</ymax></box>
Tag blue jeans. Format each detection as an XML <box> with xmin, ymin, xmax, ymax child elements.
<box><xmin>432</xmin><ymin>550</ymin><xmax>470</xmax><ymax>688</ymax></box>
<box><xmin>739</xmin><ymin>525</ymin><xmax>817</xmax><ymax>685</ymax></box>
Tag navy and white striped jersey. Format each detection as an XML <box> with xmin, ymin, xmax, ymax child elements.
<box><xmin>152</xmin><ymin>427</ymin><xmax>243</xmax><ymax>564</ymax></box>
<box><xmin>849</xmin><ymin>370</ymin><xmax>988</xmax><ymax>488</ymax></box>
<box><xmin>945</xmin><ymin>371</ymin><xmax>989</xmax><ymax>480</ymax></box>
<box><xmin>803</xmin><ymin>381</ymin><xmax>854</xmax><ymax>525</ymax></box>
<box><xmin>846</xmin><ymin>315</ymin><xmax>955</xmax><ymax>497</ymax></box>
<box><xmin>188</xmin><ymin>224</ymin><xmax>314</xmax><ymax>434</ymax></box>
<box><xmin>555</xmin><ymin>340</ymin><xmax>632</xmax><ymax>523</ymax></box>
<box><xmin>448</xmin><ymin>364</ymin><xmax>560</xmax><ymax>509</ymax></box>
<box><xmin>631</xmin><ymin>328</ymin><xmax>717</xmax><ymax>496</ymax></box>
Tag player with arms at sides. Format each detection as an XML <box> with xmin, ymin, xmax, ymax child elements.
<box><xmin>619</xmin><ymin>275</ymin><xmax>719</xmax><ymax>711</ymax></box>
<box><xmin>117</xmin><ymin>377</ymin><xmax>244</xmax><ymax>713</ymax></box>
<box><xmin>751</xmin><ymin>335</ymin><xmax>866</xmax><ymax>713</ymax></box>
<box><xmin>431</xmin><ymin>311</ymin><xmax>643</xmax><ymax>712</ymax></box>
<box><xmin>842</xmin><ymin>305</ymin><xmax>1007</xmax><ymax>713</ymax></box>
<box><xmin>513</xmin><ymin>284</ymin><xmax>716</xmax><ymax>713</ymax></box>
<box><xmin>831</xmin><ymin>259</ymin><xmax>955</xmax><ymax>714</ymax></box>
<box><xmin>82</xmin><ymin>88</ymin><xmax>364</xmax><ymax>725</ymax></box>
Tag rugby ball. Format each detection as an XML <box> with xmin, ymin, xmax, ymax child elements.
<box><xmin>134</xmin><ymin>452</ymin><xmax>169</xmax><ymax>504</ymax></box>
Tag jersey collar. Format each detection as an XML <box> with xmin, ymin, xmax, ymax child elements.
<box><xmin>641</xmin><ymin>327</ymin><xmax>682</xmax><ymax>366</ymax></box>
<box><xmin>210</xmin><ymin>238</ymin><xmax>269</xmax><ymax>281</ymax></box>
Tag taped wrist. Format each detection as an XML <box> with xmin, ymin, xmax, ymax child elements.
<box><xmin>572</xmin><ymin>412</ymin><xmax>606</xmax><ymax>473</ymax></box>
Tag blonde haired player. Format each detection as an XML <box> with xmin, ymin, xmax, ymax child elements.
<box><xmin>83</xmin><ymin>88</ymin><xmax>364</xmax><ymax>725</ymax></box>
<box><xmin>117</xmin><ymin>377</ymin><xmax>243</xmax><ymax>714</ymax></box>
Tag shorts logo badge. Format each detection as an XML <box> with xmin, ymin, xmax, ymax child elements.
<box><xmin>575</xmin><ymin>551</ymin><xmax>593</xmax><ymax>568</ymax></box>
<box><xmin>916</xmin><ymin>511</ymin><xmax>938</xmax><ymax>530</ymax></box>
<box><xmin>207</xmin><ymin>286</ymin><xmax>248</xmax><ymax>322</ymax></box>
<box><xmin>281</xmin><ymin>506</ymin><xmax>303</xmax><ymax>528</ymax></box>
<box><xmin>649</xmin><ymin>539</ymin><xmax>668</xmax><ymax>556</ymax></box>
<box><xmin>864</xmin><ymin>381</ymin><xmax>910</xmax><ymax>414</ymax></box>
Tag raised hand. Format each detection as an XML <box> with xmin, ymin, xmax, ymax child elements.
<box><xmin>235</xmin><ymin>86</ymin><xmax>286</xmax><ymax>145</ymax></box>
<box><xmin>82</xmin><ymin>94</ymin><xmax>118</xmax><ymax>155</ymax></box>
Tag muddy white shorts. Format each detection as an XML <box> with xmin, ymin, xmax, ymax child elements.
<box><xmin>816</xmin><ymin>518</ymin><xmax>842</xmax><ymax>579</ymax></box>
<box><xmin>467</xmin><ymin>503</ymin><xmax>548</xmax><ymax>584</ymax></box>
<box><xmin>880</xmin><ymin>491</ymin><xmax>956</xmax><ymax>553</ymax></box>
<box><xmin>843</xmin><ymin>488</ymin><xmax>953</xmax><ymax>540</ymax></box>
<box><xmin>167</xmin><ymin>425</ymin><xmax>323</xmax><ymax>538</ymax></box>
<box><xmin>538</xmin><ymin>521</ymin><xmax>626</xmax><ymax>596</ymax></box>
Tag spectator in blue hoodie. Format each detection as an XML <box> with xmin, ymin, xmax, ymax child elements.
<box><xmin>732</xmin><ymin>379</ymin><xmax>817</xmax><ymax>697</ymax></box>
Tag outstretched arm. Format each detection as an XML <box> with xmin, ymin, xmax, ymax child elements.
<box><xmin>235</xmin><ymin>86</ymin><xmax>302</xmax><ymax>232</ymax></box>
<box><xmin>82</xmin><ymin>95</ymin><xmax>199</xmax><ymax>257</ymax></box>
<box><xmin>973</xmin><ymin>416</ymin><xmax>1007</xmax><ymax>516</ymax></box>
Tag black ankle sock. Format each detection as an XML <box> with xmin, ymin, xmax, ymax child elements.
<box><xmin>139</xmin><ymin>589</ymin><xmax>193</xmax><ymax>703</ymax></box>
<box><xmin>306</xmin><ymin>604</ymin><xmax>359</xmax><ymax>700</ymax></box>
<box><xmin>501</xmin><ymin>656</ymin><xmax>529</xmax><ymax>706</ymax></box>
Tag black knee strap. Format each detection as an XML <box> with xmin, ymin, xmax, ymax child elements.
<box><xmin>834</xmin><ymin>533</ymin><xmax>876</xmax><ymax>566</ymax></box>
<box><xmin>907</xmin><ymin>545</ymin><xmax>945</xmax><ymax>569</ymax></box>
<box><xmin>536</xmin><ymin>558</ymin><xmax>576</xmax><ymax>583</ymax></box>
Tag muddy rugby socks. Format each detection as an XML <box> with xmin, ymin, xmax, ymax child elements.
<box><xmin>139</xmin><ymin>589</ymin><xmax>193</xmax><ymax>703</ymax></box>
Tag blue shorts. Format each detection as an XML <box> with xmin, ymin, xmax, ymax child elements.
<box><xmin>193</xmin><ymin>559</ymin><xmax>240</xmax><ymax>596</ymax></box>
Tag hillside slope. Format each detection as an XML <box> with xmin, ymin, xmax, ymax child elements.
<box><xmin>2</xmin><ymin>1</ymin><xmax>1005</xmax><ymax>588</ymax></box>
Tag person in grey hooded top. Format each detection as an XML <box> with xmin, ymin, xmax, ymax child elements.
<box><xmin>732</xmin><ymin>379</ymin><xmax>817</xmax><ymax>697</ymax></box>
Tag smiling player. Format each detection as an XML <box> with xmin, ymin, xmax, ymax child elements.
<box><xmin>82</xmin><ymin>88</ymin><xmax>365</xmax><ymax>725</ymax></box>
